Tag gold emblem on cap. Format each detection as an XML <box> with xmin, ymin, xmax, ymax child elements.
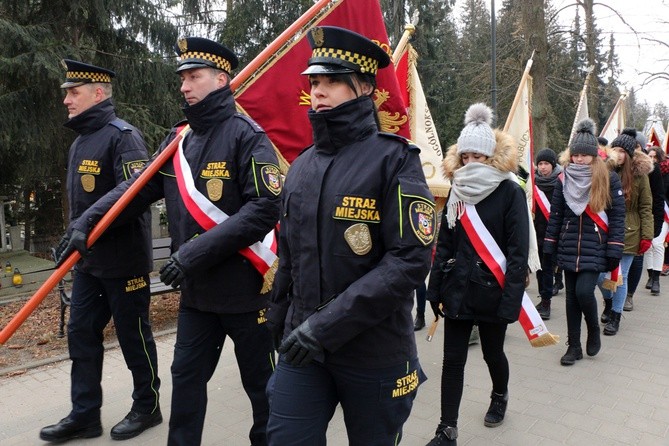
<box><xmin>81</xmin><ymin>174</ymin><xmax>95</xmax><ymax>193</ymax></box>
<box><xmin>206</xmin><ymin>178</ymin><xmax>223</xmax><ymax>201</ymax></box>
<box><xmin>344</xmin><ymin>223</ymin><xmax>372</xmax><ymax>255</ymax></box>
<box><xmin>311</xmin><ymin>27</ymin><xmax>325</xmax><ymax>47</ymax></box>
<box><xmin>177</xmin><ymin>38</ymin><xmax>188</xmax><ymax>53</ymax></box>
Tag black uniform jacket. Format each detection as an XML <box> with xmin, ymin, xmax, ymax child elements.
<box><xmin>65</xmin><ymin>99</ymin><xmax>152</xmax><ymax>278</ymax></box>
<box><xmin>73</xmin><ymin>87</ymin><xmax>282</xmax><ymax>313</ymax></box>
<box><xmin>270</xmin><ymin>96</ymin><xmax>435</xmax><ymax>368</ymax></box>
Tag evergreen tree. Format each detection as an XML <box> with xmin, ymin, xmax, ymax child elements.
<box><xmin>0</xmin><ymin>0</ymin><xmax>182</xmax><ymax>249</ymax></box>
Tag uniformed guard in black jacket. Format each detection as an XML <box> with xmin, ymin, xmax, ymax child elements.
<box><xmin>59</xmin><ymin>39</ymin><xmax>282</xmax><ymax>446</ymax></box>
<box><xmin>264</xmin><ymin>26</ymin><xmax>435</xmax><ymax>445</ymax></box>
<box><xmin>40</xmin><ymin>60</ymin><xmax>161</xmax><ymax>443</ymax></box>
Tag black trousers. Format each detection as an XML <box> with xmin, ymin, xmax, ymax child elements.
<box><xmin>68</xmin><ymin>271</ymin><xmax>160</xmax><ymax>422</ymax></box>
<box><xmin>167</xmin><ymin>306</ymin><xmax>274</xmax><ymax>446</ymax></box>
<box><xmin>563</xmin><ymin>270</ymin><xmax>600</xmax><ymax>344</ymax></box>
<box><xmin>439</xmin><ymin>318</ymin><xmax>508</xmax><ymax>427</ymax></box>
<box><xmin>536</xmin><ymin>244</ymin><xmax>554</xmax><ymax>300</ymax></box>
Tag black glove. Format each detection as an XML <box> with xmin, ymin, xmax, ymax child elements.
<box><xmin>55</xmin><ymin>229</ymin><xmax>91</xmax><ymax>266</ymax></box>
<box><xmin>605</xmin><ymin>257</ymin><xmax>620</xmax><ymax>272</ymax></box>
<box><xmin>430</xmin><ymin>300</ymin><xmax>445</xmax><ymax>319</ymax></box>
<box><xmin>542</xmin><ymin>252</ymin><xmax>554</xmax><ymax>270</ymax></box>
<box><xmin>159</xmin><ymin>251</ymin><xmax>186</xmax><ymax>288</ymax></box>
<box><xmin>278</xmin><ymin>319</ymin><xmax>323</xmax><ymax>367</ymax></box>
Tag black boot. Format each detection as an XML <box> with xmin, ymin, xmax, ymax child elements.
<box><xmin>651</xmin><ymin>270</ymin><xmax>661</xmax><ymax>296</ymax></box>
<box><xmin>560</xmin><ymin>340</ymin><xmax>583</xmax><ymax>366</ymax></box>
<box><xmin>535</xmin><ymin>299</ymin><xmax>551</xmax><ymax>320</ymax></box>
<box><xmin>603</xmin><ymin>310</ymin><xmax>621</xmax><ymax>336</ymax></box>
<box><xmin>586</xmin><ymin>324</ymin><xmax>601</xmax><ymax>356</ymax></box>
<box><xmin>414</xmin><ymin>313</ymin><xmax>426</xmax><ymax>331</ymax></box>
<box><xmin>483</xmin><ymin>391</ymin><xmax>508</xmax><ymax>427</ymax></box>
<box><xmin>426</xmin><ymin>425</ymin><xmax>458</xmax><ymax>446</ymax></box>
<box><xmin>110</xmin><ymin>409</ymin><xmax>162</xmax><ymax>440</ymax></box>
<box><xmin>600</xmin><ymin>299</ymin><xmax>612</xmax><ymax>323</ymax></box>
<box><xmin>645</xmin><ymin>269</ymin><xmax>653</xmax><ymax>289</ymax></box>
<box><xmin>39</xmin><ymin>416</ymin><xmax>103</xmax><ymax>443</ymax></box>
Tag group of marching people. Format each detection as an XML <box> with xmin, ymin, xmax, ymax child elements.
<box><xmin>533</xmin><ymin>121</ymin><xmax>668</xmax><ymax>368</ymax></box>
<box><xmin>424</xmin><ymin>112</ymin><xmax>669</xmax><ymax>445</ymax></box>
<box><xmin>38</xmin><ymin>18</ymin><xmax>669</xmax><ymax>446</ymax></box>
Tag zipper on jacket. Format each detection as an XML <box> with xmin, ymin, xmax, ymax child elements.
<box><xmin>594</xmin><ymin>224</ymin><xmax>602</xmax><ymax>244</ymax></box>
<box><xmin>575</xmin><ymin>215</ymin><xmax>583</xmax><ymax>271</ymax></box>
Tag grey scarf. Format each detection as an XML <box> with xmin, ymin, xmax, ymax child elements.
<box><xmin>446</xmin><ymin>163</ymin><xmax>515</xmax><ymax>228</ymax></box>
<box><xmin>563</xmin><ymin>163</ymin><xmax>592</xmax><ymax>216</ymax></box>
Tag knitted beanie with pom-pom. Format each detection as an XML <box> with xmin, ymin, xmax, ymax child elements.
<box><xmin>457</xmin><ymin>103</ymin><xmax>496</xmax><ymax>157</ymax></box>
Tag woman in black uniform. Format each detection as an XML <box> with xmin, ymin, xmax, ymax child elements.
<box><xmin>265</xmin><ymin>26</ymin><xmax>435</xmax><ymax>445</ymax></box>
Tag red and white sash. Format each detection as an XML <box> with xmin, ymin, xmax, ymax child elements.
<box><xmin>583</xmin><ymin>206</ymin><xmax>622</xmax><ymax>291</ymax></box>
<box><xmin>533</xmin><ymin>185</ymin><xmax>551</xmax><ymax>221</ymax></box>
<box><xmin>460</xmin><ymin>204</ymin><xmax>558</xmax><ymax>347</ymax></box>
<box><xmin>173</xmin><ymin>132</ymin><xmax>278</xmax><ymax>293</ymax></box>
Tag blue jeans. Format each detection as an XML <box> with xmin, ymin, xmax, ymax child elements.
<box><xmin>598</xmin><ymin>254</ymin><xmax>634</xmax><ymax>313</ymax></box>
<box><xmin>266</xmin><ymin>358</ymin><xmax>425</xmax><ymax>446</ymax></box>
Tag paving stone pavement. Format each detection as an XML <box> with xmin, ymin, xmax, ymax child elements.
<box><xmin>2</xmin><ymin>278</ymin><xmax>669</xmax><ymax>445</ymax></box>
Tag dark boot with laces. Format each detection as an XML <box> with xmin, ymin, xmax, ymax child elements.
<box><xmin>560</xmin><ymin>341</ymin><xmax>583</xmax><ymax>366</ymax></box>
<box><xmin>426</xmin><ymin>424</ymin><xmax>457</xmax><ymax>446</ymax></box>
<box><xmin>483</xmin><ymin>391</ymin><xmax>508</xmax><ymax>427</ymax></box>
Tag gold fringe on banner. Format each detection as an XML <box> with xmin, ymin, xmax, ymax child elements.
<box><xmin>530</xmin><ymin>332</ymin><xmax>560</xmax><ymax>347</ymax></box>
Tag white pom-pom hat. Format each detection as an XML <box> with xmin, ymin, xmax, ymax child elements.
<box><xmin>456</xmin><ymin>103</ymin><xmax>497</xmax><ymax>157</ymax></box>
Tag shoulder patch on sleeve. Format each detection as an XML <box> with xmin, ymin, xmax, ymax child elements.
<box><xmin>378</xmin><ymin>132</ymin><xmax>420</xmax><ymax>152</ymax></box>
<box><xmin>235</xmin><ymin>113</ymin><xmax>265</xmax><ymax>133</ymax></box>
<box><xmin>108</xmin><ymin>118</ymin><xmax>133</xmax><ymax>133</ymax></box>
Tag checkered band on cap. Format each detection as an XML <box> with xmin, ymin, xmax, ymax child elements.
<box><xmin>311</xmin><ymin>47</ymin><xmax>379</xmax><ymax>75</ymax></box>
<box><xmin>179</xmin><ymin>51</ymin><xmax>232</xmax><ymax>73</ymax></box>
<box><xmin>66</xmin><ymin>71</ymin><xmax>112</xmax><ymax>83</ymax></box>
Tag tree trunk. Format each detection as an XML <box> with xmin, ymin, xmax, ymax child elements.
<box><xmin>521</xmin><ymin>0</ymin><xmax>548</xmax><ymax>151</ymax></box>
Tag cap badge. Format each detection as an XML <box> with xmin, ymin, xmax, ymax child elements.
<box><xmin>311</xmin><ymin>27</ymin><xmax>325</xmax><ymax>47</ymax></box>
<box><xmin>177</xmin><ymin>38</ymin><xmax>188</xmax><ymax>53</ymax></box>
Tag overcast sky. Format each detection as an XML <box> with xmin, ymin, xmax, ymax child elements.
<box><xmin>454</xmin><ymin>0</ymin><xmax>669</xmax><ymax>110</ymax></box>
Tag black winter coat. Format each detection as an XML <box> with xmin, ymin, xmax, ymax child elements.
<box><xmin>64</xmin><ymin>99</ymin><xmax>152</xmax><ymax>278</ymax></box>
<box><xmin>73</xmin><ymin>87</ymin><xmax>282</xmax><ymax>314</ymax></box>
<box><xmin>543</xmin><ymin>171</ymin><xmax>625</xmax><ymax>272</ymax></box>
<box><xmin>427</xmin><ymin>180</ymin><xmax>529</xmax><ymax>323</ymax></box>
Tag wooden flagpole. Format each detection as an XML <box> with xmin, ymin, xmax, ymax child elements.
<box><xmin>231</xmin><ymin>0</ymin><xmax>336</xmax><ymax>93</ymax></box>
<box><xmin>503</xmin><ymin>51</ymin><xmax>534</xmax><ymax>132</ymax></box>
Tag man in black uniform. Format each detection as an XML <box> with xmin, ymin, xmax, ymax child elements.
<box><xmin>59</xmin><ymin>38</ymin><xmax>282</xmax><ymax>445</ymax></box>
<box><xmin>40</xmin><ymin>60</ymin><xmax>161</xmax><ymax>443</ymax></box>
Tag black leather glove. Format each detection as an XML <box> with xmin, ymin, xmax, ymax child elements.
<box><xmin>605</xmin><ymin>257</ymin><xmax>620</xmax><ymax>272</ymax></box>
<box><xmin>278</xmin><ymin>319</ymin><xmax>323</xmax><ymax>367</ymax></box>
<box><xmin>430</xmin><ymin>300</ymin><xmax>445</xmax><ymax>319</ymax></box>
<box><xmin>55</xmin><ymin>229</ymin><xmax>91</xmax><ymax>266</ymax></box>
<box><xmin>159</xmin><ymin>251</ymin><xmax>186</xmax><ymax>288</ymax></box>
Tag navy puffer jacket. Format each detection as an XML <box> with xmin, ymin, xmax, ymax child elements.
<box><xmin>543</xmin><ymin>171</ymin><xmax>625</xmax><ymax>272</ymax></box>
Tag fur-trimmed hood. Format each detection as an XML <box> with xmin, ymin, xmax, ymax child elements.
<box><xmin>630</xmin><ymin>150</ymin><xmax>654</xmax><ymax>176</ymax></box>
<box><xmin>441</xmin><ymin>129</ymin><xmax>518</xmax><ymax>179</ymax></box>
